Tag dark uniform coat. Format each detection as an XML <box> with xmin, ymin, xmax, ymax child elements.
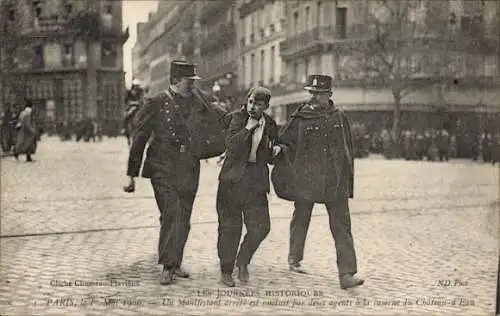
<box><xmin>126</xmin><ymin>89</ymin><xmax>199</xmax><ymax>192</ymax></box>
<box><xmin>279</xmin><ymin>102</ymin><xmax>354</xmax><ymax>202</ymax></box>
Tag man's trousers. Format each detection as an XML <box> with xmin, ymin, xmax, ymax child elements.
<box><xmin>288</xmin><ymin>197</ymin><xmax>358</xmax><ymax>276</ymax></box>
<box><xmin>150</xmin><ymin>157</ymin><xmax>200</xmax><ymax>269</ymax></box>
<box><xmin>216</xmin><ymin>163</ymin><xmax>271</xmax><ymax>274</ymax></box>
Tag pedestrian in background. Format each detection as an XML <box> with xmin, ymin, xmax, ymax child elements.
<box><xmin>216</xmin><ymin>87</ymin><xmax>281</xmax><ymax>287</ymax></box>
<box><xmin>13</xmin><ymin>99</ymin><xmax>37</xmax><ymax>162</ymax></box>
<box><xmin>275</xmin><ymin>74</ymin><xmax>364</xmax><ymax>290</ymax></box>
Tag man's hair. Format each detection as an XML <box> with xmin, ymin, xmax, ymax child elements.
<box><xmin>246</xmin><ymin>87</ymin><xmax>271</xmax><ymax>104</ymax></box>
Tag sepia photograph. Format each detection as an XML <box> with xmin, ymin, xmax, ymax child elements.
<box><xmin>1</xmin><ymin>0</ymin><xmax>499</xmax><ymax>315</ymax></box>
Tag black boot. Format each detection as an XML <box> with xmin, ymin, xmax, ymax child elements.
<box><xmin>26</xmin><ymin>154</ymin><xmax>34</xmax><ymax>162</ymax></box>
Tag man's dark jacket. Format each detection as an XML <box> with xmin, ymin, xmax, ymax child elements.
<box><xmin>218</xmin><ymin>108</ymin><xmax>279</xmax><ymax>195</ymax></box>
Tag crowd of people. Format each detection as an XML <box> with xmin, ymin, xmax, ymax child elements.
<box><xmin>351</xmin><ymin>127</ymin><xmax>500</xmax><ymax>164</ymax></box>
<box><xmin>55</xmin><ymin>118</ymin><xmax>103</xmax><ymax>142</ymax></box>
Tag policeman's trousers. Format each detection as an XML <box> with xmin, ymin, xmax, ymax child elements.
<box><xmin>150</xmin><ymin>159</ymin><xmax>200</xmax><ymax>269</ymax></box>
<box><xmin>288</xmin><ymin>197</ymin><xmax>358</xmax><ymax>276</ymax></box>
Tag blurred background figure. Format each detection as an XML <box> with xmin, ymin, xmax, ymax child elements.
<box><xmin>13</xmin><ymin>99</ymin><xmax>38</xmax><ymax>162</ymax></box>
<box><xmin>1</xmin><ymin>104</ymin><xmax>19</xmax><ymax>154</ymax></box>
<box><xmin>122</xmin><ymin>78</ymin><xmax>145</xmax><ymax>145</ymax></box>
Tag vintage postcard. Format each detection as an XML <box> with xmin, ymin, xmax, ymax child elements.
<box><xmin>1</xmin><ymin>0</ymin><xmax>499</xmax><ymax>315</ymax></box>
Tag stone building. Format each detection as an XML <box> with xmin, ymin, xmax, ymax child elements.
<box><xmin>237</xmin><ymin>0</ymin><xmax>287</xmax><ymax>123</ymax></box>
<box><xmin>272</xmin><ymin>0</ymin><xmax>500</xmax><ymax>132</ymax></box>
<box><xmin>131</xmin><ymin>2</ymin><xmax>199</xmax><ymax>96</ymax></box>
<box><xmin>0</xmin><ymin>0</ymin><xmax>128</xmax><ymax>132</ymax></box>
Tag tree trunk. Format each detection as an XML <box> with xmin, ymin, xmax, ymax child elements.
<box><xmin>391</xmin><ymin>93</ymin><xmax>402</xmax><ymax>157</ymax></box>
<box><xmin>392</xmin><ymin>94</ymin><xmax>402</xmax><ymax>140</ymax></box>
<box><xmin>85</xmin><ymin>41</ymin><xmax>97</xmax><ymax>119</ymax></box>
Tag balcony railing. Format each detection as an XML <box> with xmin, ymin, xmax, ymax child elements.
<box><xmin>200</xmin><ymin>22</ymin><xmax>236</xmax><ymax>53</ymax></box>
<box><xmin>280</xmin><ymin>24</ymin><xmax>374</xmax><ymax>55</ymax></box>
<box><xmin>198</xmin><ymin>0</ymin><xmax>231</xmax><ymax>24</ymax></box>
<box><xmin>198</xmin><ymin>60</ymin><xmax>236</xmax><ymax>82</ymax></box>
<box><xmin>29</xmin><ymin>16</ymin><xmax>68</xmax><ymax>33</ymax></box>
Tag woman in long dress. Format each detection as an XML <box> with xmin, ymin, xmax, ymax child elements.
<box><xmin>13</xmin><ymin>100</ymin><xmax>37</xmax><ymax>162</ymax></box>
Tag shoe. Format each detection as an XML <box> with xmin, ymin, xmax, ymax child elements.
<box><xmin>289</xmin><ymin>262</ymin><xmax>307</xmax><ymax>274</ymax></box>
<box><xmin>14</xmin><ymin>153</ymin><xmax>18</xmax><ymax>161</ymax></box>
<box><xmin>26</xmin><ymin>158</ymin><xmax>35</xmax><ymax>162</ymax></box>
<box><xmin>340</xmin><ymin>274</ymin><xmax>364</xmax><ymax>290</ymax></box>
<box><xmin>173</xmin><ymin>267</ymin><xmax>190</xmax><ymax>278</ymax></box>
<box><xmin>160</xmin><ymin>269</ymin><xmax>176</xmax><ymax>285</ymax></box>
<box><xmin>220</xmin><ymin>273</ymin><xmax>235</xmax><ymax>287</ymax></box>
<box><xmin>237</xmin><ymin>265</ymin><xmax>249</xmax><ymax>284</ymax></box>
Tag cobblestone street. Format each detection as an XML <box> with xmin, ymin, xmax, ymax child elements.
<box><xmin>1</xmin><ymin>137</ymin><xmax>499</xmax><ymax>316</ymax></box>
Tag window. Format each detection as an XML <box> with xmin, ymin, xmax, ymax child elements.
<box><xmin>104</xmin><ymin>3</ymin><xmax>113</xmax><ymax>14</ymax></box>
<box><xmin>293</xmin><ymin>62</ymin><xmax>298</xmax><ymax>83</ymax></box>
<box><xmin>316</xmin><ymin>2</ymin><xmax>322</xmax><ymax>28</ymax></box>
<box><xmin>305</xmin><ymin>6</ymin><xmax>310</xmax><ymax>30</ymax></box>
<box><xmin>8</xmin><ymin>7</ymin><xmax>15</xmax><ymax>21</ymax></box>
<box><xmin>269</xmin><ymin>23</ymin><xmax>275</xmax><ymax>33</ymax></box>
<box><xmin>260</xmin><ymin>49</ymin><xmax>265</xmax><ymax>84</ymax></box>
<box><xmin>305</xmin><ymin>57</ymin><xmax>310</xmax><ymax>76</ymax></box>
<box><xmin>101</xmin><ymin>42</ymin><xmax>116</xmax><ymax>67</ymax></box>
<box><xmin>241</xmin><ymin>56</ymin><xmax>246</xmax><ymax>86</ymax></box>
<box><xmin>240</xmin><ymin>38</ymin><xmax>245</xmax><ymax>47</ymax></box>
<box><xmin>336</xmin><ymin>7</ymin><xmax>347</xmax><ymax>38</ymax></box>
<box><xmin>260</xmin><ymin>28</ymin><xmax>265</xmax><ymax>38</ymax></box>
<box><xmin>62</xmin><ymin>44</ymin><xmax>73</xmax><ymax>67</ymax></box>
<box><xmin>293</xmin><ymin>11</ymin><xmax>299</xmax><ymax>34</ymax></box>
<box><xmin>33</xmin><ymin>1</ymin><xmax>42</xmax><ymax>18</ymax></box>
<box><xmin>250</xmin><ymin>33</ymin><xmax>255</xmax><ymax>43</ymax></box>
<box><xmin>33</xmin><ymin>45</ymin><xmax>44</xmax><ymax>68</ymax></box>
<box><xmin>251</xmin><ymin>53</ymin><xmax>255</xmax><ymax>85</ymax></box>
<box><xmin>270</xmin><ymin>46</ymin><xmax>275</xmax><ymax>82</ymax></box>
<box><xmin>64</xmin><ymin>3</ymin><xmax>73</xmax><ymax>15</ymax></box>
<box><xmin>484</xmin><ymin>55</ymin><xmax>498</xmax><ymax>77</ymax></box>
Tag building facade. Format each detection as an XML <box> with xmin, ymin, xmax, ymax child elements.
<box><xmin>132</xmin><ymin>2</ymin><xmax>199</xmax><ymax>96</ymax></box>
<box><xmin>237</xmin><ymin>0</ymin><xmax>287</xmax><ymax>122</ymax></box>
<box><xmin>273</xmin><ymin>0</ymin><xmax>500</xmax><ymax>132</ymax></box>
<box><xmin>195</xmin><ymin>0</ymin><xmax>238</xmax><ymax>105</ymax></box>
<box><xmin>0</xmin><ymin>0</ymin><xmax>128</xmax><ymax>131</ymax></box>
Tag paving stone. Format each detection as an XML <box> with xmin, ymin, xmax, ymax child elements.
<box><xmin>0</xmin><ymin>137</ymin><xmax>498</xmax><ymax>316</ymax></box>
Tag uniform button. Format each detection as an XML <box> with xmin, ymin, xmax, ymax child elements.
<box><xmin>166</xmin><ymin>110</ymin><xmax>170</xmax><ymax>113</ymax></box>
<box><xmin>324</xmin><ymin>134</ymin><xmax>327</xmax><ymax>137</ymax></box>
<box><xmin>167</xmin><ymin>118</ymin><xmax>171</xmax><ymax>122</ymax></box>
<box><xmin>172</xmin><ymin>132</ymin><xmax>176</xmax><ymax>136</ymax></box>
<box><xmin>323</xmin><ymin>148</ymin><xmax>327</xmax><ymax>152</ymax></box>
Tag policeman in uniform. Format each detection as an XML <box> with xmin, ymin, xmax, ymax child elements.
<box><xmin>124</xmin><ymin>61</ymin><xmax>202</xmax><ymax>285</ymax></box>
<box><xmin>278</xmin><ymin>75</ymin><xmax>364</xmax><ymax>289</ymax></box>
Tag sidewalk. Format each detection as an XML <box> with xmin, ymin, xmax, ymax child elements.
<box><xmin>1</xmin><ymin>137</ymin><xmax>498</xmax><ymax>316</ymax></box>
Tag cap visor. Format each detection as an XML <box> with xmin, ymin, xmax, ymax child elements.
<box><xmin>304</xmin><ymin>86</ymin><xmax>329</xmax><ymax>91</ymax></box>
<box><xmin>187</xmin><ymin>75</ymin><xmax>201</xmax><ymax>79</ymax></box>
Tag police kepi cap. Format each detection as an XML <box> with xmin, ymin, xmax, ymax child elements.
<box><xmin>247</xmin><ymin>86</ymin><xmax>271</xmax><ymax>103</ymax></box>
<box><xmin>170</xmin><ymin>60</ymin><xmax>201</xmax><ymax>80</ymax></box>
<box><xmin>304</xmin><ymin>74</ymin><xmax>332</xmax><ymax>92</ymax></box>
